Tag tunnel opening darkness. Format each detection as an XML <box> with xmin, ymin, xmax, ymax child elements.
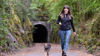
<box><xmin>33</xmin><ymin>24</ymin><xmax>48</xmax><ymax>43</ymax></box>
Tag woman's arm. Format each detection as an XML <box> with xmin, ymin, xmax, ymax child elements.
<box><xmin>57</xmin><ymin>15</ymin><xmax>61</xmax><ymax>24</ymax></box>
<box><xmin>70</xmin><ymin>17</ymin><xmax>75</xmax><ymax>32</ymax></box>
<box><xmin>70</xmin><ymin>17</ymin><xmax>76</xmax><ymax>36</ymax></box>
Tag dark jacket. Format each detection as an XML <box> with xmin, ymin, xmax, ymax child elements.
<box><xmin>57</xmin><ymin>14</ymin><xmax>75</xmax><ymax>32</ymax></box>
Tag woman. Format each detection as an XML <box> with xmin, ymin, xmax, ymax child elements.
<box><xmin>57</xmin><ymin>5</ymin><xmax>76</xmax><ymax>56</ymax></box>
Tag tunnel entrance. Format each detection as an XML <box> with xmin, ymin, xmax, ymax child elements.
<box><xmin>33</xmin><ymin>24</ymin><xmax>48</xmax><ymax>43</ymax></box>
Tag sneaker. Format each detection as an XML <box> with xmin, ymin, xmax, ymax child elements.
<box><xmin>62</xmin><ymin>51</ymin><xmax>67</xmax><ymax>56</ymax></box>
<box><xmin>62</xmin><ymin>51</ymin><xmax>64</xmax><ymax>56</ymax></box>
<box><xmin>63</xmin><ymin>52</ymin><xmax>67</xmax><ymax>56</ymax></box>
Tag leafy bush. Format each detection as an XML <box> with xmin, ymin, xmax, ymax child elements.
<box><xmin>0</xmin><ymin>0</ymin><xmax>10</xmax><ymax>51</ymax></box>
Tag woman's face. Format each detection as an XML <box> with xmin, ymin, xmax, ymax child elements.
<box><xmin>64</xmin><ymin>7</ymin><xmax>68</xmax><ymax>14</ymax></box>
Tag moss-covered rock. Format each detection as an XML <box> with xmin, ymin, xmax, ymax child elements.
<box><xmin>8</xmin><ymin>6</ymin><xmax>33</xmax><ymax>47</ymax></box>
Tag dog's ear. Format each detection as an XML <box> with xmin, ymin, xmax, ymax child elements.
<box><xmin>44</xmin><ymin>44</ymin><xmax>47</xmax><ymax>47</ymax></box>
<box><xmin>47</xmin><ymin>44</ymin><xmax>50</xmax><ymax>46</ymax></box>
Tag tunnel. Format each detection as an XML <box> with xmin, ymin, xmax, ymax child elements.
<box><xmin>33</xmin><ymin>24</ymin><xmax>48</xmax><ymax>43</ymax></box>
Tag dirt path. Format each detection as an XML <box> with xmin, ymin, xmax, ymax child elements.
<box><xmin>7</xmin><ymin>43</ymin><xmax>93</xmax><ymax>56</ymax></box>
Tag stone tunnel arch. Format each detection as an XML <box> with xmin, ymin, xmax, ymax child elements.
<box><xmin>33</xmin><ymin>24</ymin><xmax>48</xmax><ymax>43</ymax></box>
<box><xmin>31</xmin><ymin>21</ymin><xmax>52</xmax><ymax>43</ymax></box>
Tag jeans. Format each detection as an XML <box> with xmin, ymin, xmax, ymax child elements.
<box><xmin>59</xmin><ymin>30</ymin><xmax>71</xmax><ymax>51</ymax></box>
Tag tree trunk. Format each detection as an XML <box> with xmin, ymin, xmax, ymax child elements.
<box><xmin>79</xmin><ymin>0</ymin><xmax>83</xmax><ymax>27</ymax></box>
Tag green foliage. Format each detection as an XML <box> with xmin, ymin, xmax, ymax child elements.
<box><xmin>91</xmin><ymin>17</ymin><xmax>100</xmax><ymax>38</ymax></box>
<box><xmin>0</xmin><ymin>0</ymin><xmax>10</xmax><ymax>46</ymax></box>
<box><xmin>0</xmin><ymin>1</ymin><xmax>11</xmax><ymax>53</ymax></box>
<box><xmin>13</xmin><ymin>0</ymin><xmax>39</xmax><ymax>26</ymax></box>
<box><xmin>0</xmin><ymin>0</ymin><xmax>34</xmax><ymax>53</ymax></box>
<box><xmin>74</xmin><ymin>13</ymin><xmax>100</xmax><ymax>54</ymax></box>
<box><xmin>50</xmin><ymin>22</ymin><xmax>60</xmax><ymax>43</ymax></box>
<box><xmin>46</xmin><ymin>0</ymin><xmax>100</xmax><ymax>24</ymax></box>
<box><xmin>88</xmin><ymin>46</ymin><xmax>96</xmax><ymax>54</ymax></box>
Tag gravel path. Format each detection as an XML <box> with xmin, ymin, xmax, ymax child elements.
<box><xmin>7</xmin><ymin>43</ymin><xmax>93</xmax><ymax>56</ymax></box>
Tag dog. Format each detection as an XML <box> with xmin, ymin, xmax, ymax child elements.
<box><xmin>44</xmin><ymin>43</ymin><xmax>51</xmax><ymax>56</ymax></box>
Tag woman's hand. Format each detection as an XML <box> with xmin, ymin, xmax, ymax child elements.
<box><xmin>59</xmin><ymin>22</ymin><xmax>62</xmax><ymax>25</ymax></box>
<box><xmin>74</xmin><ymin>32</ymin><xmax>76</xmax><ymax>36</ymax></box>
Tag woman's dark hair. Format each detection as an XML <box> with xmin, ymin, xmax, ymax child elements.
<box><xmin>60</xmin><ymin>5</ymin><xmax>72</xmax><ymax>19</ymax></box>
